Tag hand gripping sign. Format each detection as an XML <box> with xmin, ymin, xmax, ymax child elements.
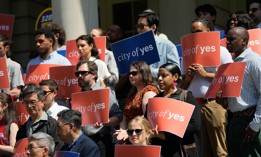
<box><xmin>115</xmin><ymin>145</ymin><xmax>161</xmax><ymax>157</ymax></box>
<box><xmin>147</xmin><ymin>97</ymin><xmax>195</xmax><ymax>138</ymax></box>
<box><xmin>181</xmin><ymin>31</ymin><xmax>220</xmax><ymax>71</ymax></box>
<box><xmin>71</xmin><ymin>89</ymin><xmax>110</xmax><ymax>126</ymax></box>
<box><xmin>205</xmin><ymin>62</ymin><xmax>246</xmax><ymax>98</ymax></box>
<box><xmin>0</xmin><ymin>58</ymin><xmax>10</xmax><ymax>90</ymax></box>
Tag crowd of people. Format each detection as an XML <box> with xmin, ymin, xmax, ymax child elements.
<box><xmin>0</xmin><ymin>1</ymin><xmax>261</xmax><ymax>157</ymax></box>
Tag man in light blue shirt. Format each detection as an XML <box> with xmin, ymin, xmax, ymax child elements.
<box><xmin>26</xmin><ymin>28</ymin><xmax>71</xmax><ymax>73</ymax></box>
<box><xmin>224</xmin><ymin>27</ymin><xmax>261</xmax><ymax>156</ymax></box>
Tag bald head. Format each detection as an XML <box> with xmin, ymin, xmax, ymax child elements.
<box><xmin>226</xmin><ymin>27</ymin><xmax>249</xmax><ymax>55</ymax></box>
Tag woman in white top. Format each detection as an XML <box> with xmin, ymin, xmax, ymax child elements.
<box><xmin>76</xmin><ymin>34</ymin><xmax>111</xmax><ymax>87</ymax></box>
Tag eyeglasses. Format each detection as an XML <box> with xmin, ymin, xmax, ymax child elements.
<box><xmin>25</xmin><ymin>145</ymin><xmax>44</xmax><ymax>151</ymax></box>
<box><xmin>23</xmin><ymin>99</ymin><xmax>41</xmax><ymax>106</ymax></box>
<box><xmin>250</xmin><ymin>8</ymin><xmax>259</xmax><ymax>13</ymax></box>
<box><xmin>43</xmin><ymin>90</ymin><xmax>52</xmax><ymax>96</ymax></box>
<box><xmin>135</xmin><ymin>23</ymin><xmax>149</xmax><ymax>30</ymax></box>
<box><xmin>57</xmin><ymin>122</ymin><xmax>71</xmax><ymax>129</ymax></box>
<box><xmin>127</xmin><ymin>129</ymin><xmax>143</xmax><ymax>136</ymax></box>
<box><xmin>128</xmin><ymin>71</ymin><xmax>139</xmax><ymax>77</ymax></box>
<box><xmin>75</xmin><ymin>71</ymin><xmax>92</xmax><ymax>77</ymax></box>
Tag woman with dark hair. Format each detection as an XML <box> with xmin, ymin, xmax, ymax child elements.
<box><xmin>115</xmin><ymin>61</ymin><xmax>159</xmax><ymax>142</ymax></box>
<box><xmin>152</xmin><ymin>63</ymin><xmax>202</xmax><ymax>157</ymax></box>
<box><xmin>76</xmin><ymin>34</ymin><xmax>111</xmax><ymax>87</ymax></box>
<box><xmin>0</xmin><ymin>93</ymin><xmax>18</xmax><ymax>156</ymax></box>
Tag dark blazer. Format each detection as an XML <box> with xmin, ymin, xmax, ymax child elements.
<box><xmin>61</xmin><ymin>133</ymin><xmax>100</xmax><ymax>157</ymax></box>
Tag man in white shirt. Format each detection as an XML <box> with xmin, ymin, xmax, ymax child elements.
<box><xmin>39</xmin><ymin>79</ymin><xmax>68</xmax><ymax>120</ymax></box>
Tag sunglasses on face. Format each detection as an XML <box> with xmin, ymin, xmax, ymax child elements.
<box><xmin>74</xmin><ymin>71</ymin><xmax>92</xmax><ymax>77</ymax></box>
<box><xmin>43</xmin><ymin>90</ymin><xmax>52</xmax><ymax>96</ymax></box>
<box><xmin>135</xmin><ymin>23</ymin><xmax>149</xmax><ymax>30</ymax></box>
<box><xmin>250</xmin><ymin>8</ymin><xmax>259</xmax><ymax>13</ymax></box>
<box><xmin>128</xmin><ymin>71</ymin><xmax>139</xmax><ymax>77</ymax></box>
<box><xmin>126</xmin><ymin>129</ymin><xmax>143</xmax><ymax>136</ymax></box>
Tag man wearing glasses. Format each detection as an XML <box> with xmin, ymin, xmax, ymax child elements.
<box><xmin>75</xmin><ymin>60</ymin><xmax>122</xmax><ymax>157</ymax></box>
<box><xmin>136</xmin><ymin>9</ymin><xmax>180</xmax><ymax>78</ymax></box>
<box><xmin>16</xmin><ymin>84</ymin><xmax>61</xmax><ymax>150</ymax></box>
<box><xmin>39</xmin><ymin>79</ymin><xmax>68</xmax><ymax>120</ymax></box>
<box><xmin>249</xmin><ymin>1</ymin><xmax>261</xmax><ymax>29</ymax></box>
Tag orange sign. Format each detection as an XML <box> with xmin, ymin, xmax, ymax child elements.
<box><xmin>115</xmin><ymin>145</ymin><xmax>161</xmax><ymax>157</ymax></box>
<box><xmin>147</xmin><ymin>98</ymin><xmax>195</xmax><ymax>138</ymax></box>
<box><xmin>93</xmin><ymin>36</ymin><xmax>106</xmax><ymax>61</ymax></box>
<box><xmin>13</xmin><ymin>138</ymin><xmax>28</xmax><ymax>157</ymax></box>
<box><xmin>181</xmin><ymin>32</ymin><xmax>220</xmax><ymax>70</ymax></box>
<box><xmin>247</xmin><ymin>29</ymin><xmax>261</xmax><ymax>55</ymax></box>
<box><xmin>0</xmin><ymin>58</ymin><xmax>10</xmax><ymax>90</ymax></box>
<box><xmin>205</xmin><ymin>62</ymin><xmax>246</xmax><ymax>98</ymax></box>
<box><xmin>220</xmin><ymin>38</ymin><xmax>227</xmax><ymax>47</ymax></box>
<box><xmin>16</xmin><ymin>101</ymin><xmax>30</xmax><ymax>126</ymax></box>
<box><xmin>26</xmin><ymin>64</ymin><xmax>60</xmax><ymax>84</ymax></box>
<box><xmin>71</xmin><ymin>89</ymin><xmax>110</xmax><ymax>125</ymax></box>
<box><xmin>0</xmin><ymin>14</ymin><xmax>15</xmax><ymax>38</ymax></box>
<box><xmin>50</xmin><ymin>66</ymin><xmax>81</xmax><ymax>99</ymax></box>
<box><xmin>66</xmin><ymin>40</ymin><xmax>80</xmax><ymax>65</ymax></box>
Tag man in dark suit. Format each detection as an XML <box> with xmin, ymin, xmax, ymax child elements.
<box><xmin>57</xmin><ymin>109</ymin><xmax>100</xmax><ymax>157</ymax></box>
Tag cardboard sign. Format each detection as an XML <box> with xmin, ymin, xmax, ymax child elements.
<box><xmin>71</xmin><ymin>89</ymin><xmax>110</xmax><ymax>125</ymax></box>
<box><xmin>181</xmin><ymin>32</ymin><xmax>220</xmax><ymax>71</ymax></box>
<box><xmin>35</xmin><ymin>8</ymin><xmax>52</xmax><ymax>30</ymax></box>
<box><xmin>247</xmin><ymin>29</ymin><xmax>261</xmax><ymax>55</ymax></box>
<box><xmin>115</xmin><ymin>145</ymin><xmax>161</xmax><ymax>157</ymax></box>
<box><xmin>16</xmin><ymin>101</ymin><xmax>30</xmax><ymax>126</ymax></box>
<box><xmin>147</xmin><ymin>98</ymin><xmax>195</xmax><ymax>138</ymax></box>
<box><xmin>0</xmin><ymin>14</ymin><xmax>15</xmax><ymax>38</ymax></box>
<box><xmin>111</xmin><ymin>30</ymin><xmax>160</xmax><ymax>75</ymax></box>
<box><xmin>54</xmin><ymin>151</ymin><xmax>80</xmax><ymax>157</ymax></box>
<box><xmin>13</xmin><ymin>138</ymin><xmax>28</xmax><ymax>157</ymax></box>
<box><xmin>94</xmin><ymin>36</ymin><xmax>106</xmax><ymax>61</ymax></box>
<box><xmin>26</xmin><ymin>64</ymin><xmax>59</xmax><ymax>84</ymax></box>
<box><xmin>50</xmin><ymin>66</ymin><xmax>81</xmax><ymax>99</ymax></box>
<box><xmin>0</xmin><ymin>58</ymin><xmax>10</xmax><ymax>90</ymax></box>
<box><xmin>66</xmin><ymin>40</ymin><xmax>80</xmax><ymax>65</ymax></box>
<box><xmin>205</xmin><ymin>62</ymin><xmax>246</xmax><ymax>98</ymax></box>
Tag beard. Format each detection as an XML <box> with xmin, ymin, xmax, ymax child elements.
<box><xmin>78</xmin><ymin>78</ymin><xmax>92</xmax><ymax>90</ymax></box>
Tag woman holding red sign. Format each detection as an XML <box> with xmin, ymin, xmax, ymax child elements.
<box><xmin>0</xmin><ymin>93</ymin><xmax>18</xmax><ymax>156</ymax></box>
<box><xmin>115</xmin><ymin>61</ymin><xmax>159</xmax><ymax>143</ymax></box>
<box><xmin>152</xmin><ymin>63</ymin><xmax>202</xmax><ymax>157</ymax></box>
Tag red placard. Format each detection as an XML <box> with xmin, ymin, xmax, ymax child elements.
<box><xmin>115</xmin><ymin>145</ymin><xmax>161</xmax><ymax>157</ymax></box>
<box><xmin>93</xmin><ymin>36</ymin><xmax>106</xmax><ymax>61</ymax></box>
<box><xmin>247</xmin><ymin>29</ymin><xmax>261</xmax><ymax>55</ymax></box>
<box><xmin>66</xmin><ymin>40</ymin><xmax>80</xmax><ymax>65</ymax></box>
<box><xmin>71</xmin><ymin>89</ymin><xmax>110</xmax><ymax>125</ymax></box>
<box><xmin>0</xmin><ymin>14</ymin><xmax>15</xmax><ymax>38</ymax></box>
<box><xmin>220</xmin><ymin>38</ymin><xmax>227</xmax><ymax>47</ymax></box>
<box><xmin>16</xmin><ymin>101</ymin><xmax>29</xmax><ymax>126</ymax></box>
<box><xmin>26</xmin><ymin>64</ymin><xmax>60</xmax><ymax>84</ymax></box>
<box><xmin>50</xmin><ymin>66</ymin><xmax>81</xmax><ymax>98</ymax></box>
<box><xmin>0</xmin><ymin>58</ymin><xmax>10</xmax><ymax>90</ymax></box>
<box><xmin>147</xmin><ymin>98</ymin><xmax>195</xmax><ymax>138</ymax></box>
<box><xmin>181</xmin><ymin>32</ymin><xmax>220</xmax><ymax>71</ymax></box>
<box><xmin>205</xmin><ymin>62</ymin><xmax>246</xmax><ymax>98</ymax></box>
<box><xmin>13</xmin><ymin>138</ymin><xmax>28</xmax><ymax>157</ymax></box>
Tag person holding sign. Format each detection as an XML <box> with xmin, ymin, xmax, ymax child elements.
<box><xmin>57</xmin><ymin>109</ymin><xmax>100</xmax><ymax>157</ymax></box>
<box><xmin>218</xmin><ymin>27</ymin><xmax>261</xmax><ymax>156</ymax></box>
<box><xmin>115</xmin><ymin>61</ymin><xmax>159</xmax><ymax>143</ymax></box>
<box><xmin>0</xmin><ymin>93</ymin><xmax>18</xmax><ymax>156</ymax></box>
<box><xmin>75</xmin><ymin>60</ymin><xmax>122</xmax><ymax>157</ymax></box>
<box><xmin>16</xmin><ymin>84</ymin><xmax>60</xmax><ymax>150</ymax></box>
<box><xmin>127</xmin><ymin>116</ymin><xmax>153</xmax><ymax>146</ymax></box>
<box><xmin>26</xmin><ymin>132</ymin><xmax>55</xmax><ymax>157</ymax></box>
<box><xmin>90</xmin><ymin>28</ymin><xmax>119</xmax><ymax>92</ymax></box>
<box><xmin>26</xmin><ymin>28</ymin><xmax>71</xmax><ymax>73</ymax></box>
<box><xmin>76</xmin><ymin>34</ymin><xmax>111</xmax><ymax>87</ymax></box>
<box><xmin>0</xmin><ymin>35</ymin><xmax>24</xmax><ymax>98</ymax></box>
<box><xmin>150</xmin><ymin>63</ymin><xmax>201</xmax><ymax>157</ymax></box>
<box><xmin>180</xmin><ymin>18</ymin><xmax>233</xmax><ymax>157</ymax></box>
<box><xmin>39</xmin><ymin>79</ymin><xmax>68</xmax><ymax>120</ymax></box>
<box><xmin>136</xmin><ymin>9</ymin><xmax>180</xmax><ymax>78</ymax></box>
